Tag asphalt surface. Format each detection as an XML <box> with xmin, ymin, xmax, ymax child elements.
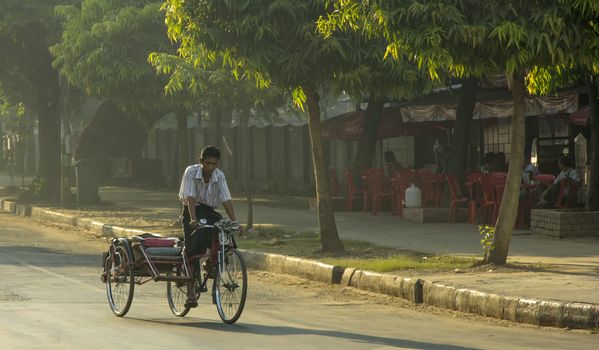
<box><xmin>0</xmin><ymin>213</ymin><xmax>598</xmax><ymax>349</ymax></box>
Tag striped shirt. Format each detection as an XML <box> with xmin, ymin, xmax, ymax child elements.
<box><xmin>178</xmin><ymin>164</ymin><xmax>232</xmax><ymax>208</ymax></box>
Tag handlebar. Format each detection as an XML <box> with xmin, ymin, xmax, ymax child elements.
<box><xmin>197</xmin><ymin>218</ymin><xmax>241</xmax><ymax>233</ymax></box>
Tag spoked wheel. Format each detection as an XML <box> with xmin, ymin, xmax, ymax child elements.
<box><xmin>214</xmin><ymin>249</ymin><xmax>247</xmax><ymax>324</ymax></box>
<box><xmin>105</xmin><ymin>245</ymin><xmax>135</xmax><ymax>317</ymax></box>
<box><xmin>167</xmin><ymin>263</ymin><xmax>199</xmax><ymax>317</ymax></box>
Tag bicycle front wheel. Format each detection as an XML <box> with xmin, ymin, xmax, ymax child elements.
<box><xmin>105</xmin><ymin>245</ymin><xmax>135</xmax><ymax>317</ymax></box>
<box><xmin>214</xmin><ymin>249</ymin><xmax>247</xmax><ymax>324</ymax></box>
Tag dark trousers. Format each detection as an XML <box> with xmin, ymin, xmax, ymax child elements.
<box><xmin>181</xmin><ymin>204</ymin><xmax>222</xmax><ymax>256</ymax></box>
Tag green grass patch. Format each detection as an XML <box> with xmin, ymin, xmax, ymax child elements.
<box><xmin>238</xmin><ymin>225</ymin><xmax>480</xmax><ymax>272</ymax></box>
<box><xmin>320</xmin><ymin>255</ymin><xmax>478</xmax><ymax>273</ymax></box>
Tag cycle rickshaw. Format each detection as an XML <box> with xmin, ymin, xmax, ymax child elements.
<box><xmin>100</xmin><ymin>219</ymin><xmax>247</xmax><ymax>324</ymax></box>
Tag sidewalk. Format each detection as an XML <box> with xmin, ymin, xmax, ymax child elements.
<box><xmin>95</xmin><ymin>186</ymin><xmax>599</xmax><ymax>305</ymax></box>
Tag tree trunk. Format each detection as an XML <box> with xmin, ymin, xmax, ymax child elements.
<box><xmin>352</xmin><ymin>97</ymin><xmax>385</xmax><ymax>187</ymax></box>
<box><xmin>487</xmin><ymin>73</ymin><xmax>526</xmax><ymax>264</ymax></box>
<box><xmin>449</xmin><ymin>78</ymin><xmax>478</xmax><ymax>192</ymax></box>
<box><xmin>240</xmin><ymin>109</ymin><xmax>254</xmax><ymax>229</ymax></box>
<box><xmin>176</xmin><ymin>110</ymin><xmax>189</xmax><ymax>179</ymax></box>
<box><xmin>586</xmin><ymin>79</ymin><xmax>599</xmax><ymax>211</ymax></box>
<box><xmin>304</xmin><ymin>87</ymin><xmax>344</xmax><ymax>253</ymax></box>
<box><xmin>36</xmin><ymin>86</ymin><xmax>61</xmax><ymax>202</ymax></box>
<box><xmin>75</xmin><ymin>102</ymin><xmax>149</xmax><ymax>160</ymax></box>
<box><xmin>0</xmin><ymin>122</ymin><xmax>4</xmax><ymax>170</ymax></box>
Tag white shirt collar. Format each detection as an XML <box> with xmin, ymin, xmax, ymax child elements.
<box><xmin>195</xmin><ymin>164</ymin><xmax>220</xmax><ymax>183</ymax></box>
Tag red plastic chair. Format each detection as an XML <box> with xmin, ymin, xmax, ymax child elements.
<box><xmin>418</xmin><ymin>171</ymin><xmax>443</xmax><ymax>207</ymax></box>
<box><xmin>360</xmin><ymin>169</ymin><xmax>376</xmax><ymax>211</ymax></box>
<box><xmin>345</xmin><ymin>169</ymin><xmax>364</xmax><ymax>211</ymax></box>
<box><xmin>554</xmin><ymin>180</ymin><xmax>579</xmax><ymax>209</ymax></box>
<box><xmin>465</xmin><ymin>172</ymin><xmax>483</xmax><ymax>224</ymax></box>
<box><xmin>480</xmin><ymin>172</ymin><xmax>507</xmax><ymax>225</ymax></box>
<box><xmin>390</xmin><ymin>174</ymin><xmax>411</xmax><ymax>217</ymax></box>
<box><xmin>535</xmin><ymin>174</ymin><xmax>556</xmax><ymax>187</ymax></box>
<box><xmin>445</xmin><ymin>174</ymin><xmax>469</xmax><ymax>222</ymax></box>
<box><xmin>396</xmin><ymin>170</ymin><xmax>419</xmax><ymax>186</ymax></box>
<box><xmin>362</xmin><ymin>168</ymin><xmax>394</xmax><ymax>215</ymax></box>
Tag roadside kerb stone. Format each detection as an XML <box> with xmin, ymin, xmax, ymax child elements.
<box><xmin>423</xmin><ymin>282</ymin><xmax>456</xmax><ymax>310</ymax></box>
<box><xmin>379</xmin><ymin>274</ymin><xmax>402</xmax><ymax>297</ymax></box>
<box><xmin>340</xmin><ymin>268</ymin><xmax>357</xmax><ymax>286</ymax></box>
<box><xmin>484</xmin><ymin>293</ymin><xmax>504</xmax><ymax>319</ymax></box>
<box><xmin>590</xmin><ymin>305</ymin><xmax>599</xmax><ymax>329</ymax></box>
<box><xmin>2</xmin><ymin>200</ymin><xmax>17</xmax><ymax>214</ymax></box>
<box><xmin>282</xmin><ymin>256</ymin><xmax>303</xmax><ymax>277</ymax></box>
<box><xmin>31</xmin><ymin>207</ymin><xmax>78</xmax><ymax>226</ymax></box>
<box><xmin>355</xmin><ymin>270</ymin><xmax>385</xmax><ymax>294</ymax></box>
<box><xmin>538</xmin><ymin>300</ymin><xmax>564</xmax><ymax>327</ymax></box>
<box><xmin>263</xmin><ymin>253</ymin><xmax>287</xmax><ymax>275</ymax></box>
<box><xmin>240</xmin><ymin>250</ymin><xmax>268</xmax><ymax>270</ymax></box>
<box><xmin>16</xmin><ymin>204</ymin><xmax>31</xmax><ymax>217</ymax></box>
<box><xmin>561</xmin><ymin>302</ymin><xmax>593</xmax><ymax>329</ymax></box>
<box><xmin>455</xmin><ymin>288</ymin><xmax>473</xmax><ymax>313</ymax></box>
<box><xmin>502</xmin><ymin>296</ymin><xmax>520</xmax><ymax>322</ymax></box>
<box><xmin>516</xmin><ymin>298</ymin><xmax>541</xmax><ymax>325</ymax></box>
<box><xmin>468</xmin><ymin>290</ymin><xmax>488</xmax><ymax>316</ymax></box>
<box><xmin>238</xmin><ymin>250</ymin><xmax>340</xmax><ymax>284</ymax></box>
<box><xmin>400</xmin><ymin>277</ymin><xmax>423</xmax><ymax>304</ymax></box>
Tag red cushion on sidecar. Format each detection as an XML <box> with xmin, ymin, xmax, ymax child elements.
<box><xmin>142</xmin><ymin>238</ymin><xmax>177</xmax><ymax>247</ymax></box>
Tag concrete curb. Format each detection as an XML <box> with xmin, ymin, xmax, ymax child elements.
<box><xmin>2</xmin><ymin>202</ymin><xmax>598</xmax><ymax>329</ymax></box>
<box><xmin>242</xmin><ymin>250</ymin><xmax>342</xmax><ymax>284</ymax></box>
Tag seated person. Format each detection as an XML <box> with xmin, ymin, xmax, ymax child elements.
<box><xmin>493</xmin><ymin>152</ymin><xmax>509</xmax><ymax>173</ymax></box>
<box><xmin>384</xmin><ymin>151</ymin><xmax>403</xmax><ymax>177</ymax></box>
<box><xmin>522</xmin><ymin>161</ymin><xmax>540</xmax><ymax>185</ymax></box>
<box><xmin>480</xmin><ymin>152</ymin><xmax>495</xmax><ymax>174</ymax></box>
<box><xmin>537</xmin><ymin>156</ymin><xmax>581</xmax><ymax>208</ymax></box>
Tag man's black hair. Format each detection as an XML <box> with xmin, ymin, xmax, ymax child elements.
<box><xmin>200</xmin><ymin>145</ymin><xmax>220</xmax><ymax>160</ymax></box>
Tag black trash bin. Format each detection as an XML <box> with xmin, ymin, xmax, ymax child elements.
<box><xmin>75</xmin><ymin>159</ymin><xmax>100</xmax><ymax>205</ymax></box>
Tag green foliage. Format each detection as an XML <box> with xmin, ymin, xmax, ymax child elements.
<box><xmin>51</xmin><ymin>0</ymin><xmax>177</xmax><ymax>120</ymax></box>
<box><xmin>321</xmin><ymin>0</ymin><xmax>599</xmax><ymax>88</ymax></box>
<box><xmin>478</xmin><ymin>225</ymin><xmax>496</xmax><ymax>261</ymax></box>
<box><xmin>0</xmin><ymin>0</ymin><xmax>79</xmax><ymax>109</ymax></box>
<box><xmin>162</xmin><ymin>0</ymin><xmax>359</xmax><ymax>108</ymax></box>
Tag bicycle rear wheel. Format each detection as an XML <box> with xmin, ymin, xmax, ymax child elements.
<box><xmin>167</xmin><ymin>263</ymin><xmax>199</xmax><ymax>317</ymax></box>
<box><xmin>214</xmin><ymin>249</ymin><xmax>247</xmax><ymax>324</ymax></box>
<box><xmin>105</xmin><ymin>245</ymin><xmax>135</xmax><ymax>317</ymax></box>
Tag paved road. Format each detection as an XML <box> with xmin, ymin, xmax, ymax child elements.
<box><xmin>0</xmin><ymin>213</ymin><xmax>597</xmax><ymax>350</ymax></box>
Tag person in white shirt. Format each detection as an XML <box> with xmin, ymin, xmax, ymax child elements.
<box><xmin>178</xmin><ymin>145</ymin><xmax>239</xmax><ymax>307</ymax></box>
<box><xmin>537</xmin><ymin>156</ymin><xmax>581</xmax><ymax>208</ymax></box>
<box><xmin>522</xmin><ymin>162</ymin><xmax>540</xmax><ymax>185</ymax></box>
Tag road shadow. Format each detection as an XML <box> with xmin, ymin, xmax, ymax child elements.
<box><xmin>127</xmin><ymin>317</ymin><xmax>481</xmax><ymax>350</ymax></box>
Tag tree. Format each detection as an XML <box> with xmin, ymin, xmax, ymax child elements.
<box><xmin>333</xmin><ymin>37</ymin><xmax>435</xmax><ymax>185</ymax></box>
<box><xmin>322</xmin><ymin>0</ymin><xmax>599</xmax><ymax>263</ymax></box>
<box><xmin>161</xmin><ymin>0</ymin><xmax>356</xmax><ymax>253</ymax></box>
<box><xmin>150</xmin><ymin>49</ymin><xmax>289</xmax><ymax>228</ymax></box>
<box><xmin>0</xmin><ymin>0</ymin><xmax>79</xmax><ymax>200</ymax></box>
<box><xmin>51</xmin><ymin>0</ymin><xmax>180</xmax><ymax>164</ymax></box>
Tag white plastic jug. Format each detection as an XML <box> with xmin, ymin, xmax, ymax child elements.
<box><xmin>405</xmin><ymin>184</ymin><xmax>422</xmax><ymax>208</ymax></box>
